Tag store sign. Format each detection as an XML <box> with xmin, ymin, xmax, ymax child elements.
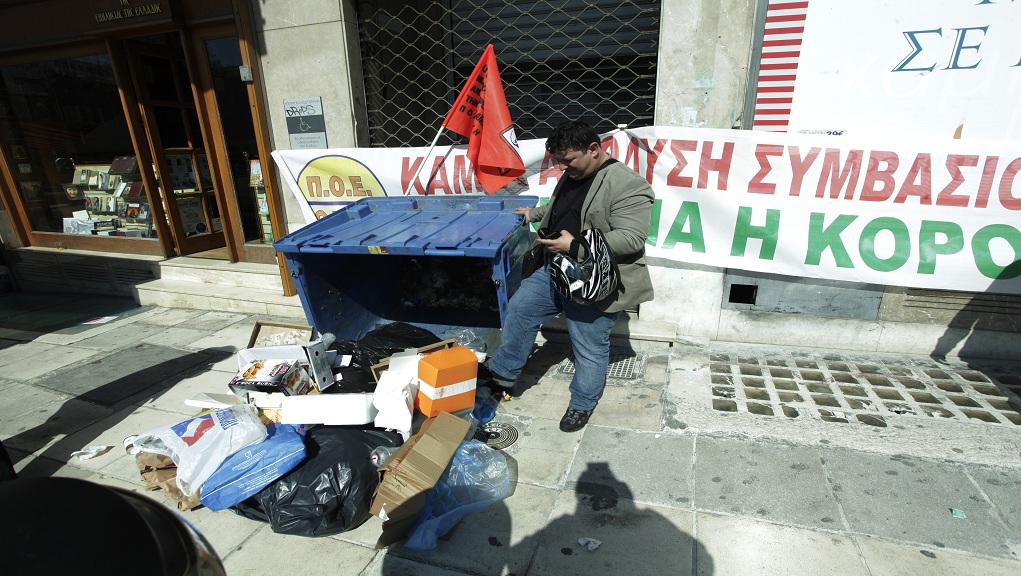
<box><xmin>283</xmin><ymin>97</ymin><xmax>328</xmax><ymax>150</ymax></box>
<box><xmin>90</xmin><ymin>0</ymin><xmax>173</xmax><ymax>29</ymax></box>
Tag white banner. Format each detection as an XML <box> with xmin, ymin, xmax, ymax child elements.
<box><xmin>787</xmin><ymin>0</ymin><xmax>1021</xmax><ymax>140</ymax></box>
<box><xmin>272</xmin><ymin>126</ymin><xmax>1021</xmax><ymax>294</ymax></box>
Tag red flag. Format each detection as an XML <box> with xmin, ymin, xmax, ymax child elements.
<box><xmin>442</xmin><ymin>45</ymin><xmax>526</xmax><ymax>194</ymax></box>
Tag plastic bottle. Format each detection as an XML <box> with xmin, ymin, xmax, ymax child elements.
<box><xmin>370</xmin><ymin>446</ymin><xmax>396</xmax><ymax>467</ymax></box>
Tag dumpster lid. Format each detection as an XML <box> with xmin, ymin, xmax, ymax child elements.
<box><xmin>275</xmin><ymin>196</ymin><xmax>538</xmax><ymax>257</ymax></box>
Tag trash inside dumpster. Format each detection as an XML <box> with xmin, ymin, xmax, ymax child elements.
<box><xmin>273</xmin><ymin>196</ymin><xmax>538</xmax><ymax>343</ymax></box>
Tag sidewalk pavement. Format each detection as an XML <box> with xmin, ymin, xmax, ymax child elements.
<box><xmin>1</xmin><ymin>291</ymin><xmax>1020</xmax><ymax>576</ymax></box>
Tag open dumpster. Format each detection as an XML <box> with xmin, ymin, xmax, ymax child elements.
<box><xmin>274</xmin><ymin>196</ymin><xmax>538</xmax><ymax>343</ymax></box>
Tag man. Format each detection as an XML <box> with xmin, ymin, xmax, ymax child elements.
<box><xmin>484</xmin><ymin>121</ymin><xmax>655</xmax><ymax>432</ymax></box>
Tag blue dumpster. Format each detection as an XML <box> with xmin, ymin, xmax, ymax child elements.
<box><xmin>274</xmin><ymin>196</ymin><xmax>538</xmax><ymax>342</ymax></box>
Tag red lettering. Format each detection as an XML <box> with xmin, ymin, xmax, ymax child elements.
<box><xmin>426</xmin><ymin>157</ymin><xmax>452</xmax><ymax>195</ymax></box>
<box><xmin>935</xmin><ymin>155</ymin><xmax>977</xmax><ymax>207</ymax></box>
<box><xmin>666</xmin><ymin>140</ymin><xmax>697</xmax><ymax>188</ymax></box>
<box><xmin>893</xmin><ymin>153</ymin><xmax>932</xmax><ymax>204</ymax></box>
<box><xmin>452</xmin><ymin>156</ymin><xmax>475</xmax><ymax>193</ymax></box>
<box><xmin>602</xmin><ymin>135</ymin><xmax>619</xmax><ymax>158</ymax></box>
<box><xmin>748</xmin><ymin>144</ymin><xmax>784</xmax><ymax>195</ymax></box>
<box><xmin>788</xmin><ymin>146</ymin><xmax>820</xmax><ymax>196</ymax></box>
<box><xmin>401</xmin><ymin>156</ymin><xmax>426</xmax><ymax>195</ymax></box>
<box><xmin>538</xmin><ymin>152</ymin><xmax>563</xmax><ymax>185</ymax></box>
<box><xmin>975</xmin><ymin>156</ymin><xmax>998</xmax><ymax>208</ymax></box>
<box><xmin>698</xmin><ymin>141</ymin><xmax>734</xmax><ymax>190</ymax></box>
<box><xmin>624</xmin><ymin>137</ymin><xmax>642</xmax><ymax>174</ymax></box>
<box><xmin>859</xmin><ymin>151</ymin><xmax>899</xmax><ymax>202</ymax></box>
<box><xmin>816</xmin><ymin>149</ymin><xmax>862</xmax><ymax>200</ymax></box>
<box><xmin>997</xmin><ymin>157</ymin><xmax>1021</xmax><ymax>210</ymax></box>
<box><xmin>635</xmin><ymin>138</ymin><xmax>668</xmax><ymax>183</ymax></box>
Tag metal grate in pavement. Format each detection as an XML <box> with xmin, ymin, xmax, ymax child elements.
<box><xmin>708</xmin><ymin>351</ymin><xmax>1021</xmax><ymax>428</ymax></box>
<box><xmin>559</xmin><ymin>352</ymin><xmax>644</xmax><ymax>380</ymax></box>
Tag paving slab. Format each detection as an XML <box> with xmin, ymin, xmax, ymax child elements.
<box><xmin>184</xmin><ymin>311</ymin><xmax>250</xmax><ymax>332</ymax></box>
<box><xmin>389</xmin><ymin>482</ymin><xmax>558</xmax><ymax>576</ymax></box>
<box><xmin>589</xmin><ymin>383</ymin><xmax>664</xmax><ymax>431</ymax></box>
<box><xmin>1</xmin><ymin>397</ymin><xmax>114</xmax><ymax>456</ymax></box>
<box><xmin>362</xmin><ymin>553</ymin><xmax>473</xmax><ymax>576</ymax></box>
<box><xmin>140</xmin><ymin>367</ymin><xmax>239</xmax><ymax>416</ymax></box>
<box><xmin>695</xmin><ymin>512</ymin><xmax>869</xmax><ymax>576</ymax></box>
<box><xmin>7</xmin><ymin>344</ymin><xmax>103</xmax><ymax>381</ymax></box>
<box><xmin>0</xmin><ymin>340</ymin><xmax>61</xmax><ymax>367</ymax></box>
<box><xmin>221</xmin><ymin>523</ymin><xmax>378</xmax><ymax>574</ymax></box>
<box><xmin>497</xmin><ymin>414</ymin><xmax>582</xmax><ymax>487</ymax></box>
<box><xmin>693</xmin><ymin>435</ymin><xmax>843</xmax><ymax>530</ymax></box>
<box><xmin>0</xmin><ymin>381</ymin><xmax>71</xmax><ymax>421</ymax></box>
<box><xmin>822</xmin><ymin>449</ymin><xmax>1019</xmax><ymax>559</ymax></box>
<box><xmin>568</xmin><ymin>426</ymin><xmax>694</xmax><ymax>508</ymax></box>
<box><xmin>855</xmin><ymin>535</ymin><xmax>1021</xmax><ymax>576</ymax></box>
<box><xmin>70</xmin><ymin>322</ymin><xmax>168</xmax><ymax>351</ymax></box>
<box><xmin>42</xmin><ymin>344</ymin><xmax>229</xmax><ymax>406</ymax></box>
<box><xmin>530</xmin><ymin>486</ymin><xmax>696</xmax><ymax>576</ymax></box>
<box><xmin>963</xmin><ymin>464</ymin><xmax>1021</xmax><ymax>534</ymax></box>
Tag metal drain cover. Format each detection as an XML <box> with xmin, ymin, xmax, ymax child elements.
<box><xmin>474</xmin><ymin>422</ymin><xmax>519</xmax><ymax>450</ymax></box>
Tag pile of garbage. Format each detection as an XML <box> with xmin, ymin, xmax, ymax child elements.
<box><xmin>126</xmin><ymin>322</ymin><xmax>509</xmax><ymax>549</ymax></box>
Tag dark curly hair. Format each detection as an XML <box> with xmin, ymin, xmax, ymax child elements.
<box><xmin>545</xmin><ymin>121</ymin><xmax>601</xmax><ymax>155</ymax></box>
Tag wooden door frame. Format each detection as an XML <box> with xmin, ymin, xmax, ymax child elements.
<box><xmin>233</xmin><ymin>0</ymin><xmax>296</xmax><ymax>293</ymax></box>
<box><xmin>124</xmin><ymin>34</ymin><xmax>229</xmax><ymax>256</ymax></box>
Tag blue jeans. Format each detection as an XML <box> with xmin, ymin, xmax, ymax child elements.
<box><xmin>487</xmin><ymin>265</ymin><xmax>621</xmax><ymax>411</ymax></box>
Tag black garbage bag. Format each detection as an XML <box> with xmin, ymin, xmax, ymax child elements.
<box><xmin>231</xmin><ymin>425</ymin><xmax>402</xmax><ymax>536</ymax></box>
<box><xmin>327</xmin><ymin>322</ymin><xmax>442</xmax><ymax>394</ymax></box>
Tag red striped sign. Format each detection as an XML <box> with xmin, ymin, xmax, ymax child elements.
<box><xmin>752</xmin><ymin>1</ymin><xmax>808</xmax><ymax>131</ymax></box>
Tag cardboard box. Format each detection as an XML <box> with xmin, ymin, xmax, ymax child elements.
<box><xmin>370</xmin><ymin>412</ymin><xmax>471</xmax><ymax>548</ymax></box>
<box><xmin>369</xmin><ymin>339</ymin><xmax>457</xmax><ymax>382</ymax></box>
<box><xmin>416</xmin><ymin>346</ymin><xmax>478</xmax><ymax>418</ymax></box>
<box><xmin>236</xmin><ymin>339</ymin><xmax>335</xmax><ymax>393</ymax></box>
<box><xmin>228</xmin><ymin>360</ymin><xmax>312</xmax><ymax>402</ymax></box>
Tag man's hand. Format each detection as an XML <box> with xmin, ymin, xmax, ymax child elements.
<box><xmin>514</xmin><ymin>207</ymin><xmax>531</xmax><ymax>221</ymax></box>
<box><xmin>538</xmin><ymin>230</ymin><xmax>575</xmax><ymax>253</ymax></box>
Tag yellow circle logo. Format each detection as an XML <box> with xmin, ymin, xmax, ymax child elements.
<box><xmin>297</xmin><ymin>155</ymin><xmax>386</xmax><ymax>219</ymax></box>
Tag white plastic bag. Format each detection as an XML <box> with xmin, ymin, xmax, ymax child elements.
<box><xmin>132</xmin><ymin>404</ymin><xmax>267</xmax><ymax>496</ymax></box>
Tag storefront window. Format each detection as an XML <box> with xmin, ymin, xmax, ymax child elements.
<box><xmin>0</xmin><ymin>54</ymin><xmax>156</xmax><ymax>238</ymax></box>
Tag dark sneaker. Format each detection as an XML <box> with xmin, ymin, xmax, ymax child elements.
<box><xmin>559</xmin><ymin>407</ymin><xmax>593</xmax><ymax>432</ymax></box>
<box><xmin>479</xmin><ymin>363</ymin><xmax>516</xmax><ymax>395</ymax></box>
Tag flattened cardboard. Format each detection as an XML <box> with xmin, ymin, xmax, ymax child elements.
<box><xmin>370</xmin><ymin>339</ymin><xmax>457</xmax><ymax>382</ymax></box>
<box><xmin>370</xmin><ymin>412</ymin><xmax>470</xmax><ymax>548</ymax></box>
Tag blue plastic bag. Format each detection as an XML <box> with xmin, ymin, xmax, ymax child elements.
<box><xmin>199</xmin><ymin>424</ymin><xmax>306</xmax><ymax>511</ymax></box>
<box><xmin>403</xmin><ymin>439</ymin><xmax>510</xmax><ymax>550</ymax></box>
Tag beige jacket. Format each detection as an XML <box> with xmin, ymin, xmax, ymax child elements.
<box><xmin>529</xmin><ymin>159</ymin><xmax>655</xmax><ymax>312</ymax></box>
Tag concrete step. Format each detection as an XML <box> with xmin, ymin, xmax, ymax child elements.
<box><xmin>134</xmin><ymin>278</ymin><xmax>306</xmax><ymax>319</ymax></box>
<box><xmin>156</xmin><ymin>257</ymin><xmax>284</xmax><ymax>291</ymax></box>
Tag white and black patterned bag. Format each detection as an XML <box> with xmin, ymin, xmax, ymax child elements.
<box><xmin>549</xmin><ymin>228</ymin><xmax>620</xmax><ymax>301</ymax></box>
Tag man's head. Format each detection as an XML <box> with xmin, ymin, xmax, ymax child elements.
<box><xmin>545</xmin><ymin>121</ymin><xmax>607</xmax><ymax>180</ymax></box>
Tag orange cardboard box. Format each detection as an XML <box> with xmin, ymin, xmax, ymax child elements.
<box><xmin>416</xmin><ymin>346</ymin><xmax>478</xmax><ymax>417</ymax></box>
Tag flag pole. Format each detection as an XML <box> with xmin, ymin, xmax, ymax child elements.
<box><xmin>403</xmin><ymin>127</ymin><xmax>446</xmax><ymax>196</ymax></box>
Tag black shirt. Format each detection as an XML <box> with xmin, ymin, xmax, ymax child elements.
<box><xmin>548</xmin><ymin>158</ymin><xmax>617</xmax><ymax>257</ymax></box>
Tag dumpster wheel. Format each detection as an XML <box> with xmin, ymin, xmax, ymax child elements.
<box><xmin>474</xmin><ymin>422</ymin><xmax>518</xmax><ymax>450</ymax></box>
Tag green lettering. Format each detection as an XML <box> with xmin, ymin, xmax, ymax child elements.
<box><xmin>805</xmin><ymin>213</ymin><xmax>856</xmax><ymax>267</ymax></box>
<box><xmin>860</xmin><ymin>217</ymin><xmax>910</xmax><ymax>272</ymax></box>
<box><xmin>662</xmin><ymin>201</ymin><xmax>705</xmax><ymax>253</ymax></box>
<box><xmin>917</xmin><ymin>220</ymin><xmax>964</xmax><ymax>274</ymax></box>
<box><xmin>972</xmin><ymin>224</ymin><xmax>1021</xmax><ymax>279</ymax></box>
<box><xmin>731</xmin><ymin>206</ymin><xmax>780</xmax><ymax>259</ymax></box>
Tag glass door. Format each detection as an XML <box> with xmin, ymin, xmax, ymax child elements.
<box><xmin>124</xmin><ymin>32</ymin><xmax>226</xmax><ymax>255</ymax></box>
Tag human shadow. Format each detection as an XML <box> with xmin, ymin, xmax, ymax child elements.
<box><xmin>382</xmin><ymin>460</ymin><xmax>712</xmax><ymax>576</ymax></box>
<box><xmin>7</xmin><ymin>344</ymin><xmax>234</xmax><ymax>479</ymax></box>
<box><xmin>0</xmin><ymin>292</ymin><xmax>235</xmax><ymax>480</ymax></box>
